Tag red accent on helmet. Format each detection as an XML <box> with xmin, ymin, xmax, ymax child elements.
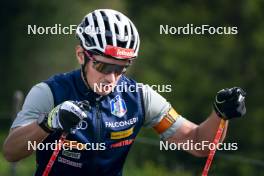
<box><xmin>105</xmin><ymin>45</ymin><xmax>135</xmax><ymax>59</ymax></box>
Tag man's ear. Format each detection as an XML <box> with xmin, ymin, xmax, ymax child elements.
<box><xmin>76</xmin><ymin>45</ymin><xmax>85</xmax><ymax>64</ymax></box>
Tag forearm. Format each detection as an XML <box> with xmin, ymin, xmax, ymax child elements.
<box><xmin>3</xmin><ymin>122</ymin><xmax>49</xmax><ymax>162</ymax></box>
<box><xmin>196</xmin><ymin>110</ymin><xmax>228</xmax><ymax>144</ymax></box>
<box><xmin>167</xmin><ymin>87</ymin><xmax>245</xmax><ymax>157</ymax></box>
<box><xmin>192</xmin><ymin>110</ymin><xmax>228</xmax><ymax>156</ymax></box>
<box><xmin>167</xmin><ymin>110</ymin><xmax>228</xmax><ymax>157</ymax></box>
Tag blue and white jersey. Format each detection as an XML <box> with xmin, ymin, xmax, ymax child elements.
<box><xmin>11</xmin><ymin>69</ymin><xmax>185</xmax><ymax>176</ymax></box>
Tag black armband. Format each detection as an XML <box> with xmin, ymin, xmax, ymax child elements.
<box><xmin>37</xmin><ymin>114</ymin><xmax>54</xmax><ymax>133</ymax></box>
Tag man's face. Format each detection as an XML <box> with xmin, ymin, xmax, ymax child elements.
<box><xmin>76</xmin><ymin>46</ymin><xmax>131</xmax><ymax>95</ymax></box>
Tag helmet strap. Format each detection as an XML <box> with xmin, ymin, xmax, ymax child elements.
<box><xmin>81</xmin><ymin>56</ymin><xmax>90</xmax><ymax>89</ymax></box>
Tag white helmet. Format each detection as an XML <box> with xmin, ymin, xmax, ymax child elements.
<box><xmin>76</xmin><ymin>9</ymin><xmax>140</xmax><ymax>60</ymax></box>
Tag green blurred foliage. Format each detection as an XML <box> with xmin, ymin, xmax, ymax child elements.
<box><xmin>1</xmin><ymin>0</ymin><xmax>264</xmax><ymax>175</ymax></box>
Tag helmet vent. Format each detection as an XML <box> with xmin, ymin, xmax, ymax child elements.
<box><xmin>125</xmin><ymin>26</ymin><xmax>128</xmax><ymax>35</ymax></box>
<box><xmin>114</xmin><ymin>24</ymin><xmax>119</xmax><ymax>34</ymax></box>
<box><xmin>100</xmin><ymin>10</ymin><xmax>106</xmax><ymax>18</ymax></box>
<box><xmin>115</xmin><ymin>14</ymin><xmax>121</xmax><ymax>21</ymax></box>
<box><xmin>83</xmin><ymin>33</ymin><xmax>95</xmax><ymax>47</ymax></box>
<box><xmin>92</xmin><ymin>12</ymin><xmax>99</xmax><ymax>28</ymax></box>
<box><xmin>129</xmin><ymin>22</ymin><xmax>134</xmax><ymax>36</ymax></box>
<box><xmin>129</xmin><ymin>39</ymin><xmax>135</xmax><ymax>49</ymax></box>
<box><xmin>101</xmin><ymin>11</ymin><xmax>110</xmax><ymax>32</ymax></box>
<box><xmin>106</xmin><ymin>36</ymin><xmax>113</xmax><ymax>46</ymax></box>
<box><xmin>84</xmin><ymin>18</ymin><xmax>90</xmax><ymax>27</ymax></box>
<box><xmin>117</xmin><ymin>40</ymin><xmax>127</xmax><ymax>48</ymax></box>
<box><xmin>97</xmin><ymin>34</ymin><xmax>103</xmax><ymax>48</ymax></box>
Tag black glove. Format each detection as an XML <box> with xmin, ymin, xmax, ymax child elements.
<box><xmin>38</xmin><ymin>100</ymin><xmax>90</xmax><ymax>133</ymax></box>
<box><xmin>213</xmin><ymin>87</ymin><xmax>246</xmax><ymax>120</ymax></box>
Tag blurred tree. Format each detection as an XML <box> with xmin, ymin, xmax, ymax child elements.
<box><xmin>125</xmin><ymin>0</ymin><xmax>264</xmax><ymax>175</ymax></box>
<box><xmin>1</xmin><ymin>0</ymin><xmax>264</xmax><ymax>175</ymax></box>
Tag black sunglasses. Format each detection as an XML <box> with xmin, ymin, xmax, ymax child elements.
<box><xmin>83</xmin><ymin>50</ymin><xmax>129</xmax><ymax>75</ymax></box>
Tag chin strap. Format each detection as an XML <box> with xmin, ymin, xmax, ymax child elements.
<box><xmin>81</xmin><ymin>51</ymin><xmax>90</xmax><ymax>88</ymax></box>
<box><xmin>81</xmin><ymin>64</ymin><xmax>88</xmax><ymax>86</ymax></box>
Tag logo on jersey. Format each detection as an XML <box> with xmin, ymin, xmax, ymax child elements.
<box><xmin>110</xmin><ymin>139</ymin><xmax>134</xmax><ymax>148</ymax></box>
<box><xmin>57</xmin><ymin>156</ymin><xmax>83</xmax><ymax>168</ymax></box>
<box><xmin>105</xmin><ymin>117</ymin><xmax>138</xmax><ymax>128</ymax></box>
<box><xmin>76</xmin><ymin>120</ymin><xmax>88</xmax><ymax>130</ymax></box>
<box><xmin>62</xmin><ymin>150</ymin><xmax>81</xmax><ymax>159</ymax></box>
<box><xmin>110</xmin><ymin>95</ymin><xmax>127</xmax><ymax>118</ymax></box>
<box><xmin>110</xmin><ymin>127</ymin><xmax>134</xmax><ymax>140</ymax></box>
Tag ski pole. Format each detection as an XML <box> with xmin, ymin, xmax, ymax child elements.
<box><xmin>42</xmin><ymin>132</ymin><xmax>67</xmax><ymax>176</ymax></box>
<box><xmin>202</xmin><ymin>119</ymin><xmax>226</xmax><ymax>176</ymax></box>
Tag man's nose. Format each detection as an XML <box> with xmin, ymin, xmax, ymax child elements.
<box><xmin>104</xmin><ymin>72</ymin><xmax>116</xmax><ymax>83</ymax></box>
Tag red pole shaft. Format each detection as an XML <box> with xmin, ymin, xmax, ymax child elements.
<box><xmin>42</xmin><ymin>132</ymin><xmax>67</xmax><ymax>176</ymax></box>
<box><xmin>202</xmin><ymin>119</ymin><xmax>226</xmax><ymax>176</ymax></box>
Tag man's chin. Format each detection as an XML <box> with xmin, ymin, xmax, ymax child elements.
<box><xmin>91</xmin><ymin>83</ymin><xmax>115</xmax><ymax>95</ymax></box>
<box><xmin>95</xmin><ymin>90</ymin><xmax>112</xmax><ymax>96</ymax></box>
<box><xmin>94</xmin><ymin>87</ymin><xmax>113</xmax><ymax>96</ymax></box>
